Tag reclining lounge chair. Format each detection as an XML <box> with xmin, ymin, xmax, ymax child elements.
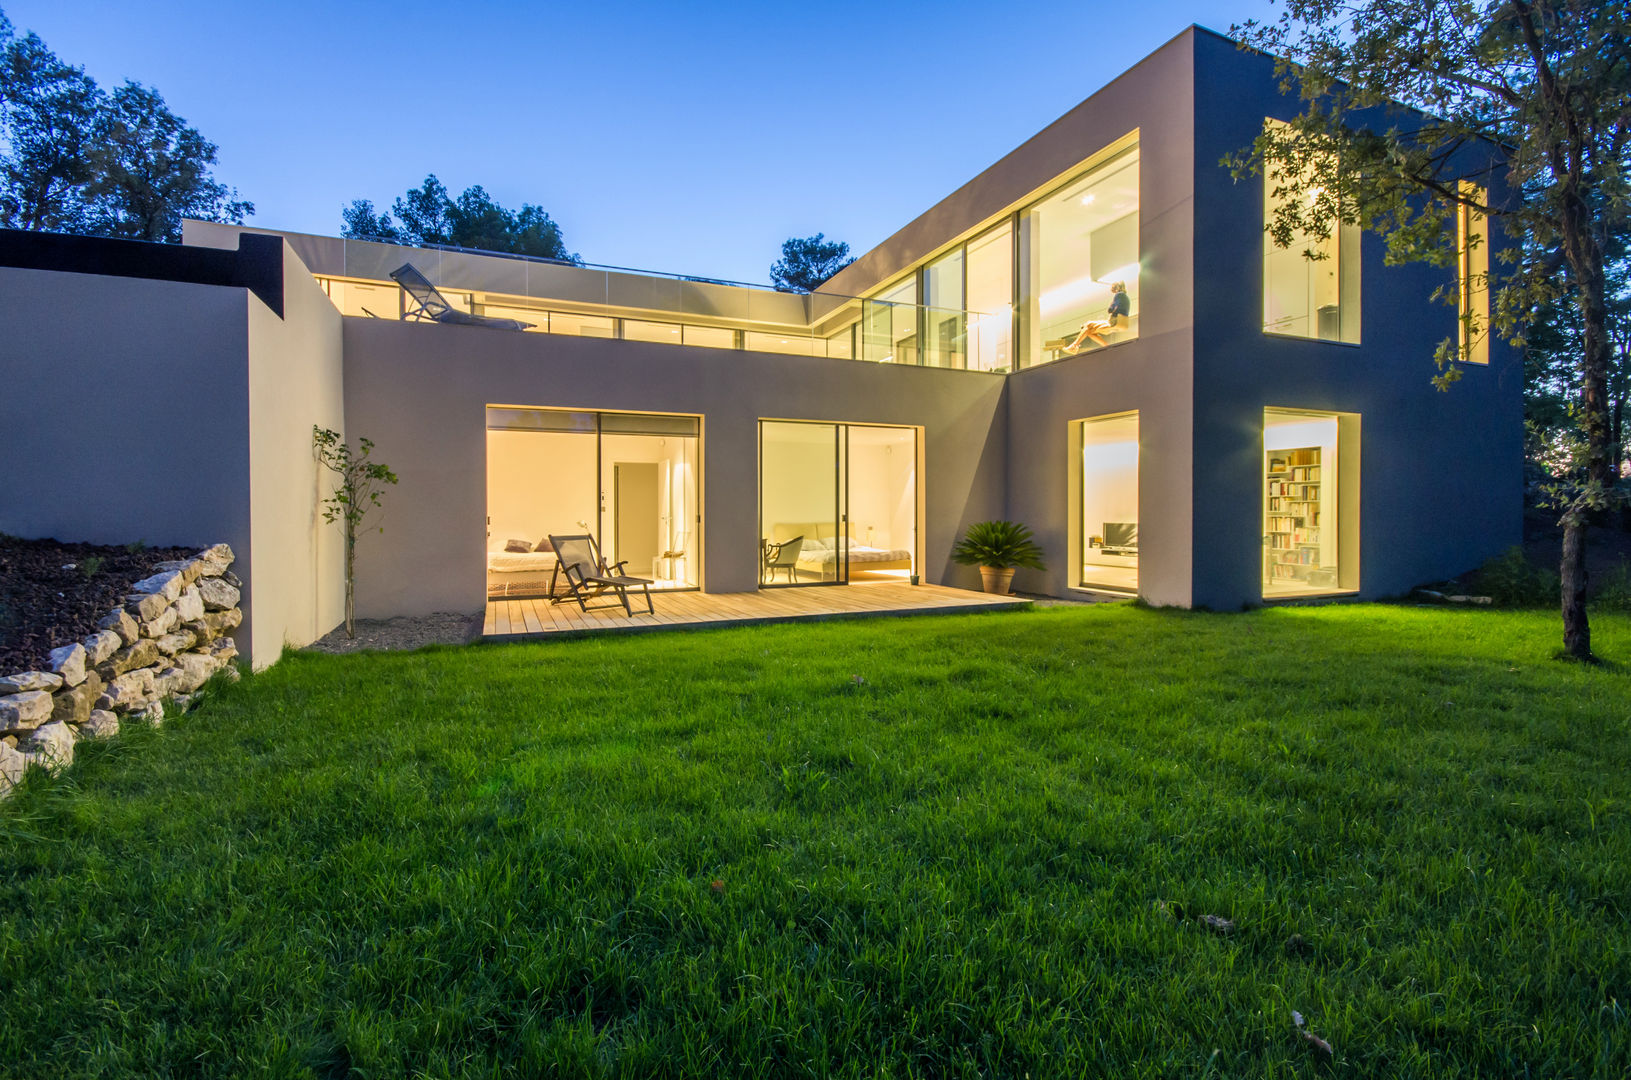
<box><xmin>389</xmin><ymin>263</ymin><xmax>534</xmax><ymax>330</ymax></box>
<box><xmin>548</xmin><ymin>534</ymin><xmax>655</xmax><ymax>617</ymax></box>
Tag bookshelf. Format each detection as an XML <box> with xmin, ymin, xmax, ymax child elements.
<box><xmin>1265</xmin><ymin>447</ymin><xmax>1326</xmax><ymax>585</ymax></box>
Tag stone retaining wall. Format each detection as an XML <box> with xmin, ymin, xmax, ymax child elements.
<box><xmin>0</xmin><ymin>543</ymin><xmax>242</xmax><ymax>798</ymax></box>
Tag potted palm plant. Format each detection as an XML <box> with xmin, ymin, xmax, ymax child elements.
<box><xmin>951</xmin><ymin>520</ymin><xmax>1046</xmax><ymax>595</ymax></box>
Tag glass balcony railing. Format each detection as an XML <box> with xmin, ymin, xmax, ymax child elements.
<box><xmin>311</xmin><ymin>236</ymin><xmax>1011</xmax><ymax>373</ymax></box>
<box><xmin>313</xmin><ymin>269</ymin><xmax>1011</xmax><ymax>375</ymax></box>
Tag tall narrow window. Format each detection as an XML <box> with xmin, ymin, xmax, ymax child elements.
<box><xmin>1263</xmin><ymin>408</ymin><xmax>1360</xmax><ymax>598</ymax></box>
<box><xmin>966</xmin><ymin>222</ymin><xmax>1014</xmax><ymax>372</ymax></box>
<box><xmin>1262</xmin><ymin>120</ymin><xmax>1360</xmax><ymax>343</ymax></box>
<box><xmin>923</xmin><ymin>249</ymin><xmax>966</xmax><ymax>369</ymax></box>
<box><xmin>1457</xmin><ymin>182</ymin><xmax>1490</xmax><ymax>366</ymax></box>
<box><xmin>1076</xmin><ymin>412</ymin><xmax>1140</xmax><ymax>593</ymax></box>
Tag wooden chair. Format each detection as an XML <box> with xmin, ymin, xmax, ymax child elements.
<box><xmin>762</xmin><ymin>535</ymin><xmax>804</xmax><ymax>584</ymax></box>
<box><xmin>548</xmin><ymin>534</ymin><xmax>654</xmax><ymax>616</ymax></box>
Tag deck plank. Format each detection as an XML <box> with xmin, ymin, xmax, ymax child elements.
<box><xmin>482</xmin><ymin>583</ymin><xmax>1028</xmax><ymax>641</ymax></box>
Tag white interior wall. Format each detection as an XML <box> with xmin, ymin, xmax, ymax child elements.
<box><xmin>486</xmin><ymin>430</ymin><xmax>597</xmax><ymax>550</ymax></box>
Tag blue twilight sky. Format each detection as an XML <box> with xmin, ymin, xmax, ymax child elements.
<box><xmin>6</xmin><ymin>0</ymin><xmax>1276</xmax><ymax>285</ymax></box>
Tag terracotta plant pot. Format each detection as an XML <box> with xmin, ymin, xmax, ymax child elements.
<box><xmin>979</xmin><ymin>566</ymin><xmax>1016</xmax><ymax>595</ymax></box>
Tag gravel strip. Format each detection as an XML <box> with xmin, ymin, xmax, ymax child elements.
<box><xmin>305</xmin><ymin>612</ymin><xmax>484</xmax><ymax>654</ymax></box>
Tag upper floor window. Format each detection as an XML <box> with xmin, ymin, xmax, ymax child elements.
<box><xmin>1457</xmin><ymin>182</ymin><xmax>1490</xmax><ymax>366</ymax></box>
<box><xmin>1019</xmin><ymin>141</ymin><xmax>1141</xmax><ymax>366</ymax></box>
<box><xmin>1262</xmin><ymin>119</ymin><xmax>1360</xmax><ymax>344</ymax></box>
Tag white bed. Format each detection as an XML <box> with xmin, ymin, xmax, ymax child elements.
<box><xmin>486</xmin><ymin>548</ymin><xmax>560</xmax><ymax>597</ymax></box>
<box><xmin>795</xmin><ymin>539</ymin><xmax>913</xmax><ymax>572</ymax></box>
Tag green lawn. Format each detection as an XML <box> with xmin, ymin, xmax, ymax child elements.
<box><xmin>1</xmin><ymin>603</ymin><xmax>1628</xmax><ymax>1078</ymax></box>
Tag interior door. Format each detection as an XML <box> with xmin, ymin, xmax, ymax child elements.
<box><xmin>614</xmin><ymin>462</ymin><xmax>660</xmax><ymax>580</ymax></box>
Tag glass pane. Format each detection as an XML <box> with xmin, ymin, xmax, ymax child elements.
<box><xmin>825</xmin><ymin>323</ymin><xmax>856</xmax><ymax>359</ymax></box>
<box><xmin>479</xmin><ymin>302</ymin><xmax>547</xmax><ymax>331</ymax></box>
<box><xmin>486</xmin><ymin>408</ymin><xmax>596</xmax><ymax>433</ymax></box>
<box><xmin>1019</xmin><ymin>143</ymin><xmax>1140</xmax><ymax>366</ymax></box>
<box><xmin>1080</xmin><ymin>412</ymin><xmax>1139</xmax><ymax>592</ymax></box>
<box><xmin>322</xmin><ymin>277</ymin><xmax>401</xmax><ymax>319</ymax></box>
<box><xmin>760</xmin><ymin>421</ymin><xmax>840</xmax><ymax>585</ymax></box>
<box><xmin>743</xmin><ymin>331</ymin><xmax>821</xmax><ymax>356</ymax></box>
<box><xmin>1261</xmin><ymin>119</ymin><xmax>1359</xmax><ymax>343</ymax></box>
<box><xmin>485</xmin><ymin>422</ymin><xmax>598</xmax><ymax>600</ymax></box>
<box><xmin>966</xmin><ymin>222</ymin><xmax>1013</xmax><ymax>372</ymax></box>
<box><xmin>623</xmin><ymin>319</ymin><xmax>685</xmax><ymax>344</ymax></box>
<box><xmin>601</xmin><ymin>432</ymin><xmax>699</xmax><ymax>587</ymax></box>
<box><xmin>1263</xmin><ymin>409</ymin><xmax>1348</xmax><ymax>597</ymax></box>
<box><xmin>548</xmin><ymin>311</ymin><xmax>615</xmax><ymax>338</ymax></box>
<box><xmin>923</xmin><ymin>250</ymin><xmax>965</xmax><ymax>369</ymax></box>
<box><xmin>862</xmin><ymin>279</ymin><xmax>918</xmax><ymax>365</ymax></box>
<box><xmin>845</xmin><ymin>425</ymin><xmax>916</xmax><ymax>581</ymax></box>
<box><xmin>683</xmin><ymin>325</ymin><xmax>736</xmax><ymax>349</ymax></box>
<box><xmin>599</xmin><ymin>412</ymin><xmax>699</xmax><ymax>437</ymax></box>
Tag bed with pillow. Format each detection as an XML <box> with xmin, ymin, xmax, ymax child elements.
<box><xmin>769</xmin><ymin>523</ymin><xmax>912</xmax><ymax>581</ymax></box>
<box><xmin>486</xmin><ymin>537</ymin><xmax>560</xmax><ymax>597</ymax></box>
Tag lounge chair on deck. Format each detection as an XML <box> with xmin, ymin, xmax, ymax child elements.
<box><xmin>548</xmin><ymin>534</ymin><xmax>654</xmax><ymax>616</ymax></box>
<box><xmin>389</xmin><ymin>263</ymin><xmax>534</xmax><ymax>330</ymax></box>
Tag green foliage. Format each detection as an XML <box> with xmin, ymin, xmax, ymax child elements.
<box><xmin>341</xmin><ymin>175</ymin><xmax>580</xmax><ymax>263</ymax></box>
<box><xmin>314</xmin><ymin>426</ymin><xmax>398</xmax><ymax>638</ymax></box>
<box><xmin>0</xmin><ymin>604</ymin><xmax>1627</xmax><ymax>1075</ymax></box>
<box><xmin>1226</xmin><ymin>0</ymin><xmax>1631</xmax><ymax>658</ymax></box>
<box><xmin>121</xmin><ymin>540</ymin><xmax>146</xmax><ymax>555</ymax></box>
<box><xmin>770</xmin><ymin>233</ymin><xmax>855</xmax><ymax>293</ymax></box>
<box><xmin>950</xmin><ymin>520</ymin><xmax>1046</xmax><ymax>570</ymax></box>
<box><xmin>313</xmin><ymin>427</ymin><xmax>397</xmax><ymax>532</ymax></box>
<box><xmin>1469</xmin><ymin>546</ymin><xmax>1559</xmax><ymax>607</ymax></box>
<box><xmin>0</xmin><ymin>10</ymin><xmax>250</xmax><ymax>240</ymax></box>
<box><xmin>86</xmin><ymin>81</ymin><xmax>252</xmax><ymax>242</ymax></box>
<box><xmin>77</xmin><ymin>555</ymin><xmax>103</xmax><ymax>580</ymax></box>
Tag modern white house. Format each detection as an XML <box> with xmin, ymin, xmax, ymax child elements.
<box><xmin>0</xmin><ymin>27</ymin><xmax>1522</xmax><ymax>668</ymax></box>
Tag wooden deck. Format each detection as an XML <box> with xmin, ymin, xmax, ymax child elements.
<box><xmin>482</xmin><ymin>582</ymin><xmax>1030</xmax><ymax>640</ymax></box>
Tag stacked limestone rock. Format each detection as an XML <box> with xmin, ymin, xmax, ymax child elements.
<box><xmin>0</xmin><ymin>543</ymin><xmax>242</xmax><ymax>798</ymax></box>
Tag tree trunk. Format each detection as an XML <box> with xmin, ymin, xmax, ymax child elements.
<box><xmin>1557</xmin><ymin>212</ymin><xmax>1613</xmax><ymax>661</ymax></box>
<box><xmin>1560</xmin><ymin>512</ymin><xmax>1590</xmax><ymax>658</ymax></box>
<box><xmin>344</xmin><ymin>527</ymin><xmax>356</xmax><ymax>639</ymax></box>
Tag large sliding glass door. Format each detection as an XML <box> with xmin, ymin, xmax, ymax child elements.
<box><xmin>759</xmin><ymin>421</ymin><xmax>917</xmax><ymax>587</ymax></box>
<box><xmin>485</xmin><ymin>407</ymin><xmax>700</xmax><ymax>598</ymax></box>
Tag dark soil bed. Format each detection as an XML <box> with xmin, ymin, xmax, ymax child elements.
<box><xmin>305</xmin><ymin>613</ymin><xmax>483</xmax><ymax>654</ymax></box>
<box><xmin>0</xmin><ymin>536</ymin><xmax>194</xmax><ymax>673</ymax></box>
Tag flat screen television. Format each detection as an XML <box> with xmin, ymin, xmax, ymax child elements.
<box><xmin>1102</xmin><ymin>522</ymin><xmax>1138</xmax><ymax>555</ymax></box>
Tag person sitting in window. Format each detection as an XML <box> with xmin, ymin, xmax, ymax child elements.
<box><xmin>1063</xmin><ymin>282</ymin><xmax>1131</xmax><ymax>353</ymax></box>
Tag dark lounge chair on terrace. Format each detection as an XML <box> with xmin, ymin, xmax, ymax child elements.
<box><xmin>388</xmin><ymin>263</ymin><xmax>534</xmax><ymax>330</ymax></box>
<box><xmin>548</xmin><ymin>534</ymin><xmax>654</xmax><ymax>617</ymax></box>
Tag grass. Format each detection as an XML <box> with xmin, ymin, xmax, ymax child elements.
<box><xmin>1</xmin><ymin>603</ymin><xmax>1628</xmax><ymax>1078</ymax></box>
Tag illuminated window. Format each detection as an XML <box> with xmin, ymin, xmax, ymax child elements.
<box><xmin>316</xmin><ymin>276</ymin><xmax>401</xmax><ymax>319</ymax></box>
<box><xmin>966</xmin><ymin>222</ymin><xmax>1013</xmax><ymax>372</ymax></box>
<box><xmin>1262</xmin><ymin>120</ymin><xmax>1360</xmax><ymax>343</ymax></box>
<box><xmin>1074</xmin><ymin>412</ymin><xmax>1139</xmax><ymax>593</ymax></box>
<box><xmin>1457</xmin><ymin>183</ymin><xmax>1490</xmax><ymax>365</ymax></box>
<box><xmin>1018</xmin><ymin>141</ymin><xmax>1140</xmax><ymax>366</ymax></box>
<box><xmin>1263</xmin><ymin>408</ymin><xmax>1360</xmax><ymax>597</ymax></box>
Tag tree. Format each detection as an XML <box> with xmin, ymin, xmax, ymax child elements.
<box><xmin>1227</xmin><ymin>0</ymin><xmax>1630</xmax><ymax>661</ymax></box>
<box><xmin>0</xmin><ymin>23</ymin><xmax>101</xmax><ymax>232</ymax></box>
<box><xmin>314</xmin><ymin>427</ymin><xmax>398</xmax><ymax>639</ymax></box>
<box><xmin>770</xmin><ymin>233</ymin><xmax>855</xmax><ymax>293</ymax></box>
<box><xmin>340</xmin><ymin>174</ymin><xmax>580</xmax><ymax>263</ymax></box>
<box><xmin>0</xmin><ymin>8</ymin><xmax>251</xmax><ymax>241</ymax></box>
<box><xmin>87</xmin><ymin>81</ymin><xmax>252</xmax><ymax>242</ymax></box>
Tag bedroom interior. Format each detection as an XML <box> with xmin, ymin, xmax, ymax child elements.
<box><xmin>485</xmin><ymin>407</ymin><xmax>699</xmax><ymax>599</ymax></box>
<box><xmin>759</xmin><ymin>421</ymin><xmax>919</xmax><ymax>586</ymax></box>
